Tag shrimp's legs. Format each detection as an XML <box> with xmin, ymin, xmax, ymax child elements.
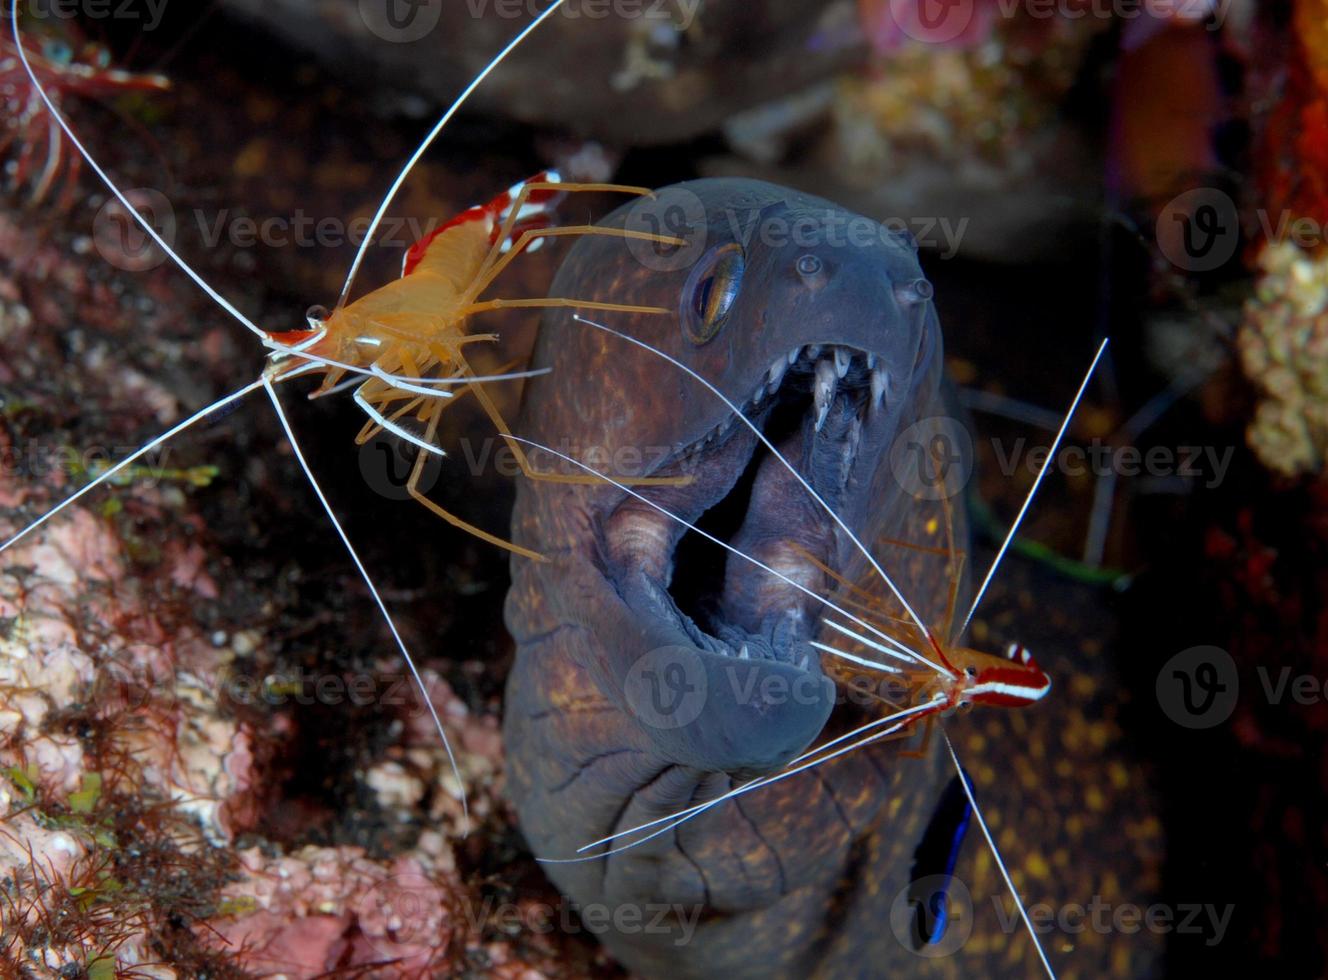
<box><xmin>466</xmin><ymin>180</ymin><xmax>682</xmax><ymax>300</ymax></box>
<box><xmin>463</xmin><ymin>224</ymin><xmax>682</xmax><ymax>312</ymax></box>
<box><xmin>404</xmin><ymin>396</ymin><xmax>546</xmax><ymax>562</ymax></box>
<box><xmin>461</xmin><ymin>358</ymin><xmax>692</xmax><ymax>489</ymax></box>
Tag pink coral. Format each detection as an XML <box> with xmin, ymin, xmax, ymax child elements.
<box><xmin>205</xmin><ymin>847</ymin><xmax>460</xmax><ymax>976</ymax></box>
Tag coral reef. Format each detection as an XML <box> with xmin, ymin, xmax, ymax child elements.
<box><xmin>1237</xmin><ymin>242</ymin><xmax>1328</xmax><ymax>476</ymax></box>
<box><xmin>831</xmin><ymin>16</ymin><xmax>1101</xmax><ymax>178</ymax></box>
<box><xmin>0</xmin><ymin>130</ymin><xmax>591</xmax><ymax>975</ymax></box>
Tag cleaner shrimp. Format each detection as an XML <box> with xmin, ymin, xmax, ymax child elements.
<box><xmin>506</xmin><ymin>310</ymin><xmax>1108</xmax><ymax>977</ymax></box>
<box><xmin>0</xmin><ymin>0</ymin><xmax>682</xmax><ymax>828</ymax></box>
<box><xmin>1</xmin><ymin>11</ymin><xmax>169</xmax><ymax>207</ymax></box>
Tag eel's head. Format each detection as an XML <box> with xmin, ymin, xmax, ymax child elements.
<box><xmin>512</xmin><ymin>178</ymin><xmax>943</xmax><ymax>777</ymax></box>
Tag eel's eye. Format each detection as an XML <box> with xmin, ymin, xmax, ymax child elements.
<box><xmin>796</xmin><ymin>253</ymin><xmax>822</xmax><ymax>277</ymax></box>
<box><xmin>305</xmin><ymin>304</ymin><xmax>331</xmax><ymax>330</ymax></box>
<box><xmin>683</xmin><ymin>243</ymin><xmax>744</xmax><ymax>345</ymax></box>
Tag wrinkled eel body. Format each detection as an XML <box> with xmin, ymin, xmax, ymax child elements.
<box><xmin>503</xmin><ymin>178</ymin><xmax>970</xmax><ymax>978</ymax></box>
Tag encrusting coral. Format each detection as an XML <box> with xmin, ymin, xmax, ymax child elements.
<box><xmin>1237</xmin><ymin>241</ymin><xmax>1328</xmax><ymax>477</ymax></box>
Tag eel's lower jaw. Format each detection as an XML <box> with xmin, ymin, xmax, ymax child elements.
<box><xmin>604</xmin><ymin>342</ymin><xmax>890</xmax><ymax>678</ymax></box>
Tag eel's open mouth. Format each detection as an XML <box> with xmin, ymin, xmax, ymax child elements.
<box><xmin>604</xmin><ymin>343</ymin><xmax>892</xmax><ymax>676</ymax></box>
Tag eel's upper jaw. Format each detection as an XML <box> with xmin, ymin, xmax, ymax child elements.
<box><xmin>603</xmin><ymin>341</ymin><xmax>894</xmax><ymax>677</ymax></box>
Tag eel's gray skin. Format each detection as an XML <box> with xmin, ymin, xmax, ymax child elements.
<box><xmin>504</xmin><ymin>178</ymin><xmax>966</xmax><ymax>978</ymax></box>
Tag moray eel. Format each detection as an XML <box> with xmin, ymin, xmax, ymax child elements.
<box><xmin>503</xmin><ymin>178</ymin><xmax>970</xmax><ymax>978</ymax></box>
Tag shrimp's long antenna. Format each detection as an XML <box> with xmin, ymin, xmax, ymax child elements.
<box><xmin>943</xmin><ymin>731</ymin><xmax>1057</xmax><ymax>979</ymax></box>
<box><xmin>957</xmin><ymin>338</ymin><xmax>1108</xmax><ymax>639</ymax></box>
<box><xmin>541</xmin><ymin>697</ymin><xmax>946</xmax><ymax>864</ymax></box>
<box><xmin>572</xmin><ymin>315</ymin><xmax>947</xmax><ymax>673</ymax></box>
<box><xmin>262</xmin><ymin>378</ymin><xmax>471</xmax><ymax>835</ymax></box>
<box><xmin>0</xmin><ymin>379</ymin><xmax>265</xmax><ymax>555</ymax></box>
<box><xmin>814</xmin><ymin>618</ymin><xmax>924</xmax><ymax>668</ymax></box>
<box><xmin>506</xmin><ymin>435</ymin><xmax>940</xmax><ymax>675</ymax></box>
<box><xmin>9</xmin><ymin>1</ymin><xmax>267</xmax><ymax>341</ymax></box>
<box><xmin>338</xmin><ymin>0</ymin><xmax>570</xmax><ymax>307</ymax></box>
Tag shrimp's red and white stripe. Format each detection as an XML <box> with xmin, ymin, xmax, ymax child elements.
<box><xmin>1</xmin><ymin>0</ymin><xmax>674</xmax><ymax>832</ymax></box>
<box><xmin>261</xmin><ymin>167</ymin><xmax>686</xmax><ymax>561</ymax></box>
<box><xmin>403</xmin><ymin>170</ymin><xmax>568</xmax><ymax>274</ymax></box>
<box><xmin>519</xmin><ymin>315</ymin><xmax>1108</xmax><ymax>979</ymax></box>
<box><xmin>1</xmin><ymin>29</ymin><xmax>168</xmax><ymax>206</ymax></box>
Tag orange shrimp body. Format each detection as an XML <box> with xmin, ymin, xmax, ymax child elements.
<box><xmin>260</xmin><ymin>171</ymin><xmax>686</xmax><ymax>559</ymax></box>
<box><xmin>265</xmin><ymin>172</ymin><xmax>572</xmax><ymax>392</ymax></box>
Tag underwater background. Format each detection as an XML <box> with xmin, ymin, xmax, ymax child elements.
<box><xmin>0</xmin><ymin>0</ymin><xmax>1323</xmax><ymax>976</ymax></box>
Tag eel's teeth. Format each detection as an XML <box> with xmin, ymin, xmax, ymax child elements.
<box><xmin>787</xmin><ymin>347</ymin><xmax>800</xmax><ymax>365</ymax></box>
<box><xmin>814</xmin><ymin>358</ymin><xmax>837</xmax><ymax>431</ymax></box>
<box><xmin>738</xmin><ymin>644</ymin><xmax>750</xmax><ymax>660</ymax></box>
<box><xmin>867</xmin><ymin>353</ymin><xmax>877</xmax><ymax>369</ymax></box>
<box><xmin>806</xmin><ymin>344</ymin><xmax>822</xmax><ymax>359</ymax></box>
<box><xmin>834</xmin><ymin>347</ymin><xmax>851</xmax><ymax>379</ymax></box>
<box><xmin>768</xmin><ymin>356</ymin><xmax>787</xmax><ymax>388</ymax></box>
<box><xmin>871</xmin><ymin>367</ymin><xmax>888</xmax><ymax>408</ymax></box>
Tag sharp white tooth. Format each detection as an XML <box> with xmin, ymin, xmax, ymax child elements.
<box><xmin>871</xmin><ymin>367</ymin><xmax>888</xmax><ymax>408</ymax></box>
<box><xmin>788</xmin><ymin>348</ymin><xmax>800</xmax><ymax>365</ymax></box>
<box><xmin>834</xmin><ymin>347</ymin><xmax>851</xmax><ymax>379</ymax></box>
<box><xmin>799</xmin><ymin>654</ymin><xmax>809</xmax><ymax>670</ymax></box>
<box><xmin>768</xmin><ymin>357</ymin><xmax>787</xmax><ymax>387</ymax></box>
<box><xmin>814</xmin><ymin>358</ymin><xmax>837</xmax><ymax>431</ymax></box>
<box><xmin>738</xmin><ymin>644</ymin><xmax>750</xmax><ymax>660</ymax></box>
<box><xmin>867</xmin><ymin>353</ymin><xmax>877</xmax><ymax>369</ymax></box>
<box><xmin>806</xmin><ymin>344</ymin><xmax>821</xmax><ymax>359</ymax></box>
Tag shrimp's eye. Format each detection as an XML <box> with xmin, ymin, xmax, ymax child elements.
<box><xmin>305</xmin><ymin>304</ymin><xmax>331</xmax><ymax>330</ymax></box>
<box><xmin>683</xmin><ymin>243</ymin><xmax>744</xmax><ymax>345</ymax></box>
<box><xmin>957</xmin><ymin>699</ymin><xmax>972</xmax><ymax>713</ymax></box>
<box><xmin>965</xmin><ymin>665</ymin><xmax>978</xmax><ymax>678</ymax></box>
<box><xmin>796</xmin><ymin>253</ymin><xmax>822</xmax><ymax>277</ymax></box>
<box><xmin>42</xmin><ymin>40</ymin><xmax>73</xmax><ymax>65</ymax></box>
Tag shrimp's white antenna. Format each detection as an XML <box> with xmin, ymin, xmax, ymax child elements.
<box><xmin>572</xmin><ymin>315</ymin><xmax>942</xmax><ymax>658</ymax></box>
<box><xmin>505</xmin><ymin>434</ymin><xmax>943</xmax><ymax>676</ymax></box>
<box><xmin>9</xmin><ymin>1</ymin><xmax>268</xmax><ymax>340</ymax></box>
<box><xmin>815</xmin><ymin>618</ymin><xmax>925</xmax><ymax>669</ymax></box>
<box><xmin>541</xmin><ymin>696</ymin><xmax>946</xmax><ymax>864</ymax></box>
<box><xmin>338</xmin><ymin>0</ymin><xmax>570</xmax><ymax>306</ymax></box>
<box><xmin>262</xmin><ymin>378</ymin><xmax>471</xmax><ymax>835</ymax></box>
<box><xmin>0</xmin><ymin>380</ymin><xmax>265</xmax><ymax>555</ymax></box>
<box><xmin>943</xmin><ymin>731</ymin><xmax>1057</xmax><ymax>979</ymax></box>
<box><xmin>957</xmin><ymin>338</ymin><xmax>1108</xmax><ymax>639</ymax></box>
